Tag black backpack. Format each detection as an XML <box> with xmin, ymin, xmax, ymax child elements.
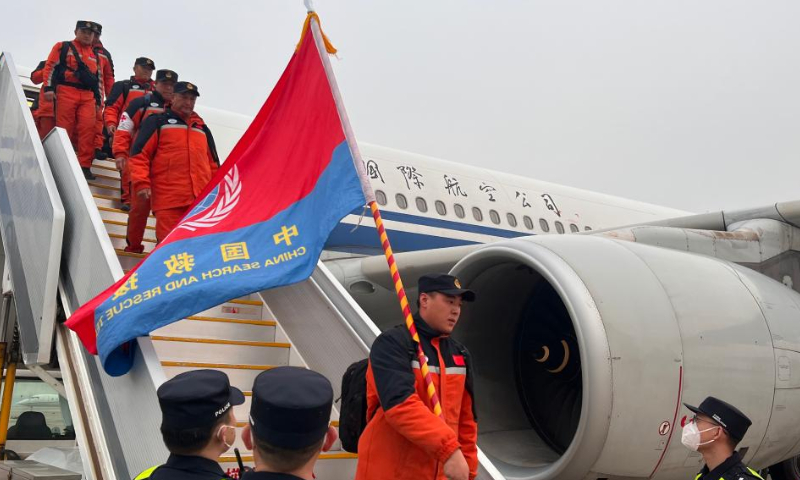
<box><xmin>338</xmin><ymin>329</ymin><xmax>417</xmax><ymax>453</ymax></box>
<box><xmin>338</xmin><ymin>359</ymin><xmax>370</xmax><ymax>453</ymax></box>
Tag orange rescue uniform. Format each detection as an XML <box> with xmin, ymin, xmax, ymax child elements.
<box><xmin>128</xmin><ymin>109</ymin><xmax>219</xmax><ymax>241</ymax></box>
<box><xmin>114</xmin><ymin>91</ymin><xmax>168</xmax><ymax>251</ymax></box>
<box><xmin>30</xmin><ymin>62</ymin><xmax>55</xmax><ymax>139</ymax></box>
<box><xmin>42</xmin><ymin>39</ymin><xmax>104</xmax><ymax>168</ymax></box>
<box><xmin>93</xmin><ymin>41</ymin><xmax>115</xmax><ymax>153</ymax></box>
<box><xmin>356</xmin><ymin>316</ymin><xmax>479</xmax><ymax>480</ymax></box>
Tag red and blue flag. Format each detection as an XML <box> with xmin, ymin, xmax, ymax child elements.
<box><xmin>66</xmin><ymin>21</ymin><xmax>366</xmax><ymax>375</ymax></box>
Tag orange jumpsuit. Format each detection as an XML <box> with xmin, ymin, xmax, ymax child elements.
<box><xmin>93</xmin><ymin>42</ymin><xmax>115</xmax><ymax>154</ymax></box>
<box><xmin>105</xmin><ymin>78</ymin><xmax>155</xmax><ymax>205</ymax></box>
<box><xmin>42</xmin><ymin>39</ymin><xmax>104</xmax><ymax>169</ymax></box>
<box><xmin>128</xmin><ymin>109</ymin><xmax>219</xmax><ymax>242</ymax></box>
<box><xmin>113</xmin><ymin>91</ymin><xmax>168</xmax><ymax>251</ymax></box>
<box><xmin>30</xmin><ymin>62</ymin><xmax>55</xmax><ymax>139</ymax></box>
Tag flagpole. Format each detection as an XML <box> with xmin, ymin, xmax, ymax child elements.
<box><xmin>308</xmin><ymin>14</ymin><xmax>444</xmax><ymax>418</ymax></box>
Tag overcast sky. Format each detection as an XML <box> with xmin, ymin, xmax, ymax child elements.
<box><xmin>2</xmin><ymin>1</ymin><xmax>799</xmax><ymax>213</ymax></box>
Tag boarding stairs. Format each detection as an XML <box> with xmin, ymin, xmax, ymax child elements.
<box><xmin>86</xmin><ymin>158</ymin><xmax>358</xmax><ymax>477</ymax></box>
<box><xmin>1</xmin><ymin>53</ymin><xmax>503</xmax><ymax>480</ymax></box>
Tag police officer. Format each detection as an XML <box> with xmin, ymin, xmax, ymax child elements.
<box><xmin>134</xmin><ymin>369</ymin><xmax>245</xmax><ymax>480</ymax></box>
<box><xmin>682</xmin><ymin>396</ymin><xmax>764</xmax><ymax>480</ymax></box>
<box><xmin>241</xmin><ymin>367</ymin><xmax>338</xmax><ymax>480</ymax></box>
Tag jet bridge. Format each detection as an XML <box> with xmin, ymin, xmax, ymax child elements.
<box><xmin>0</xmin><ymin>52</ymin><xmax>503</xmax><ymax>480</ymax></box>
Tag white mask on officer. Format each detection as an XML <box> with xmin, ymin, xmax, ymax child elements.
<box><xmin>681</xmin><ymin>421</ymin><xmax>718</xmax><ymax>451</ymax></box>
<box><xmin>217</xmin><ymin>424</ymin><xmax>235</xmax><ymax>449</ymax></box>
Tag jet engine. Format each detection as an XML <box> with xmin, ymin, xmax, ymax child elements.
<box><xmin>448</xmin><ymin>234</ymin><xmax>800</xmax><ymax>480</ymax></box>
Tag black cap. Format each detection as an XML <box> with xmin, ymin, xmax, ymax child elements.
<box><xmin>174</xmin><ymin>81</ymin><xmax>199</xmax><ymax>96</ymax></box>
<box><xmin>91</xmin><ymin>22</ymin><xmax>103</xmax><ymax>35</ymax></box>
<box><xmin>158</xmin><ymin>370</ymin><xmax>245</xmax><ymax>429</ymax></box>
<box><xmin>135</xmin><ymin>57</ymin><xmax>155</xmax><ymax>69</ymax></box>
<box><xmin>156</xmin><ymin>69</ymin><xmax>178</xmax><ymax>82</ymax></box>
<box><xmin>418</xmin><ymin>273</ymin><xmax>476</xmax><ymax>302</ymax></box>
<box><xmin>249</xmin><ymin>367</ymin><xmax>333</xmax><ymax>449</ymax></box>
<box><xmin>684</xmin><ymin>396</ymin><xmax>752</xmax><ymax>441</ymax></box>
<box><xmin>76</xmin><ymin>21</ymin><xmax>95</xmax><ymax>32</ymax></box>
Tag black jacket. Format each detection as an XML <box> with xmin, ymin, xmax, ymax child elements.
<box><xmin>695</xmin><ymin>452</ymin><xmax>764</xmax><ymax>480</ymax></box>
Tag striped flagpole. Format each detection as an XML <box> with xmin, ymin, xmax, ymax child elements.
<box><xmin>308</xmin><ymin>11</ymin><xmax>445</xmax><ymax>418</ymax></box>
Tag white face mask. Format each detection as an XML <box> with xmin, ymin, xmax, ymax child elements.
<box><xmin>217</xmin><ymin>424</ymin><xmax>235</xmax><ymax>449</ymax></box>
<box><xmin>681</xmin><ymin>421</ymin><xmax>718</xmax><ymax>451</ymax></box>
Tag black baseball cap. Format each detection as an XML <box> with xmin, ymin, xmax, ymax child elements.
<box><xmin>249</xmin><ymin>367</ymin><xmax>333</xmax><ymax>449</ymax></box>
<box><xmin>156</xmin><ymin>69</ymin><xmax>178</xmax><ymax>82</ymax></box>
<box><xmin>684</xmin><ymin>396</ymin><xmax>752</xmax><ymax>441</ymax></box>
<box><xmin>76</xmin><ymin>21</ymin><xmax>95</xmax><ymax>32</ymax></box>
<box><xmin>418</xmin><ymin>273</ymin><xmax>476</xmax><ymax>302</ymax></box>
<box><xmin>135</xmin><ymin>57</ymin><xmax>155</xmax><ymax>69</ymax></box>
<box><xmin>91</xmin><ymin>22</ymin><xmax>103</xmax><ymax>35</ymax></box>
<box><xmin>174</xmin><ymin>81</ymin><xmax>199</xmax><ymax>96</ymax></box>
<box><xmin>157</xmin><ymin>370</ymin><xmax>245</xmax><ymax>429</ymax></box>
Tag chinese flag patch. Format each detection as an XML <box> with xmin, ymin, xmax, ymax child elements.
<box><xmin>453</xmin><ymin>354</ymin><xmax>465</xmax><ymax>366</ymax></box>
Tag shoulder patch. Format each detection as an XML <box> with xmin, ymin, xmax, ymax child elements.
<box><xmin>132</xmin><ymin>84</ymin><xmax>140</xmax><ymax>89</ymax></box>
<box><xmin>167</xmin><ymin>118</ymin><xmax>178</xmax><ymax>124</ymax></box>
<box><xmin>151</xmin><ymin>102</ymin><xmax>159</xmax><ymax>107</ymax></box>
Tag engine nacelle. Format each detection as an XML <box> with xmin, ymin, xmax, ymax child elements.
<box><xmin>450</xmin><ymin>234</ymin><xmax>800</xmax><ymax>480</ymax></box>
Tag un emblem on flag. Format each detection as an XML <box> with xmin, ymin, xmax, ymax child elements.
<box><xmin>178</xmin><ymin>166</ymin><xmax>242</xmax><ymax>232</ymax></box>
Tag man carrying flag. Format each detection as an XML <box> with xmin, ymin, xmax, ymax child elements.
<box><xmin>66</xmin><ymin>12</ymin><xmax>368</xmax><ymax>376</ymax></box>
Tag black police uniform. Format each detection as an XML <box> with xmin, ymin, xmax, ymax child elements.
<box><xmin>684</xmin><ymin>396</ymin><xmax>763</xmax><ymax>480</ymax></box>
<box><xmin>241</xmin><ymin>367</ymin><xmax>333</xmax><ymax>480</ymax></box>
<box><xmin>134</xmin><ymin>370</ymin><xmax>245</xmax><ymax>480</ymax></box>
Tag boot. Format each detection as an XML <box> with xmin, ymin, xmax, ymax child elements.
<box><xmin>82</xmin><ymin>167</ymin><xmax>96</xmax><ymax>180</ymax></box>
<box><xmin>120</xmin><ymin>203</ymin><xmax>131</xmax><ymax>212</ymax></box>
<box><xmin>95</xmin><ymin>149</ymin><xmax>108</xmax><ymax>161</ymax></box>
<box><xmin>123</xmin><ymin>244</ymin><xmax>145</xmax><ymax>254</ymax></box>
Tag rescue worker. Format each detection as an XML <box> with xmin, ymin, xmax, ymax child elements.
<box><xmin>115</xmin><ymin>69</ymin><xmax>176</xmax><ymax>245</ymax></box>
<box><xmin>355</xmin><ymin>274</ymin><xmax>478</xmax><ymax>480</ymax></box>
<box><xmin>105</xmin><ymin>57</ymin><xmax>156</xmax><ymax>208</ymax></box>
<box><xmin>42</xmin><ymin>21</ymin><xmax>105</xmax><ymax>180</ymax></box>
<box><xmin>91</xmin><ymin>21</ymin><xmax>115</xmax><ymax>160</ymax></box>
<box><xmin>128</xmin><ymin>81</ymin><xmax>219</xmax><ymax>242</ymax></box>
<box><xmin>241</xmin><ymin>367</ymin><xmax>338</xmax><ymax>480</ymax></box>
<box><xmin>682</xmin><ymin>396</ymin><xmax>763</xmax><ymax>480</ymax></box>
<box><xmin>134</xmin><ymin>369</ymin><xmax>243</xmax><ymax>480</ymax></box>
<box><xmin>30</xmin><ymin>61</ymin><xmax>55</xmax><ymax>139</ymax></box>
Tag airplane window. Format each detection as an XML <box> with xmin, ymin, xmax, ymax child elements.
<box><xmin>454</xmin><ymin>204</ymin><xmax>465</xmax><ymax>219</ymax></box>
<box><xmin>489</xmin><ymin>210</ymin><xmax>500</xmax><ymax>225</ymax></box>
<box><xmin>507</xmin><ymin>213</ymin><xmax>518</xmax><ymax>227</ymax></box>
<box><xmin>375</xmin><ymin>190</ymin><xmax>387</xmax><ymax>206</ymax></box>
<box><xmin>585</xmin><ymin>226</ymin><xmax>593</xmax><ymax>231</ymax></box>
<box><xmin>570</xmin><ymin>224</ymin><xmax>579</xmax><ymax>233</ymax></box>
<box><xmin>395</xmin><ymin>193</ymin><xmax>408</xmax><ymax>210</ymax></box>
<box><xmin>435</xmin><ymin>200</ymin><xmax>447</xmax><ymax>216</ymax></box>
<box><xmin>555</xmin><ymin>221</ymin><xmax>565</xmax><ymax>234</ymax></box>
<box><xmin>539</xmin><ymin>219</ymin><xmax>550</xmax><ymax>232</ymax></box>
<box><xmin>416</xmin><ymin>197</ymin><xmax>428</xmax><ymax>213</ymax></box>
<box><xmin>472</xmin><ymin>207</ymin><xmax>483</xmax><ymax>222</ymax></box>
<box><xmin>523</xmin><ymin>215</ymin><xmax>534</xmax><ymax>230</ymax></box>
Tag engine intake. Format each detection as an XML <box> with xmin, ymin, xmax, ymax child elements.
<box><xmin>450</xmin><ymin>235</ymin><xmax>800</xmax><ymax>479</ymax></box>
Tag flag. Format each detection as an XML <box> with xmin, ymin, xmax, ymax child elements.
<box><xmin>66</xmin><ymin>18</ymin><xmax>366</xmax><ymax>376</ymax></box>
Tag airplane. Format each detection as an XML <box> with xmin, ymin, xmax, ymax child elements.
<box><xmin>14</xmin><ymin>66</ymin><xmax>800</xmax><ymax>480</ymax></box>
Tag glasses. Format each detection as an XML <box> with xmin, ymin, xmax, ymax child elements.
<box><xmin>691</xmin><ymin>414</ymin><xmax>720</xmax><ymax>428</ymax></box>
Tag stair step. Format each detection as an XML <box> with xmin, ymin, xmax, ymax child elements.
<box><xmin>152</xmin><ymin>337</ymin><xmax>290</xmax><ymax>365</ymax></box>
<box><xmin>154</xmin><ymin>317</ymin><xmax>277</xmax><ymax>343</ymax></box>
<box><xmin>99</xmin><ymin>205</ymin><xmax>154</xmax><ymax>220</ymax></box>
<box><xmin>91</xmin><ymin>175</ymin><xmax>122</xmax><ymax>189</ymax></box>
<box><xmin>103</xmin><ymin>220</ymin><xmax>156</xmax><ymax>235</ymax></box>
<box><xmin>109</xmin><ymin>232</ymin><xmax>157</xmax><ymax>245</ymax></box>
<box><xmin>93</xmin><ymin>158</ymin><xmax>118</xmax><ymax>169</ymax></box>
<box><xmin>161</xmin><ymin>362</ymin><xmax>277</xmax><ymax>393</ymax></box>
<box><xmin>92</xmin><ymin>164</ymin><xmax>119</xmax><ymax>176</ymax></box>
<box><xmin>93</xmin><ymin>193</ymin><xmax>122</xmax><ymax>209</ymax></box>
